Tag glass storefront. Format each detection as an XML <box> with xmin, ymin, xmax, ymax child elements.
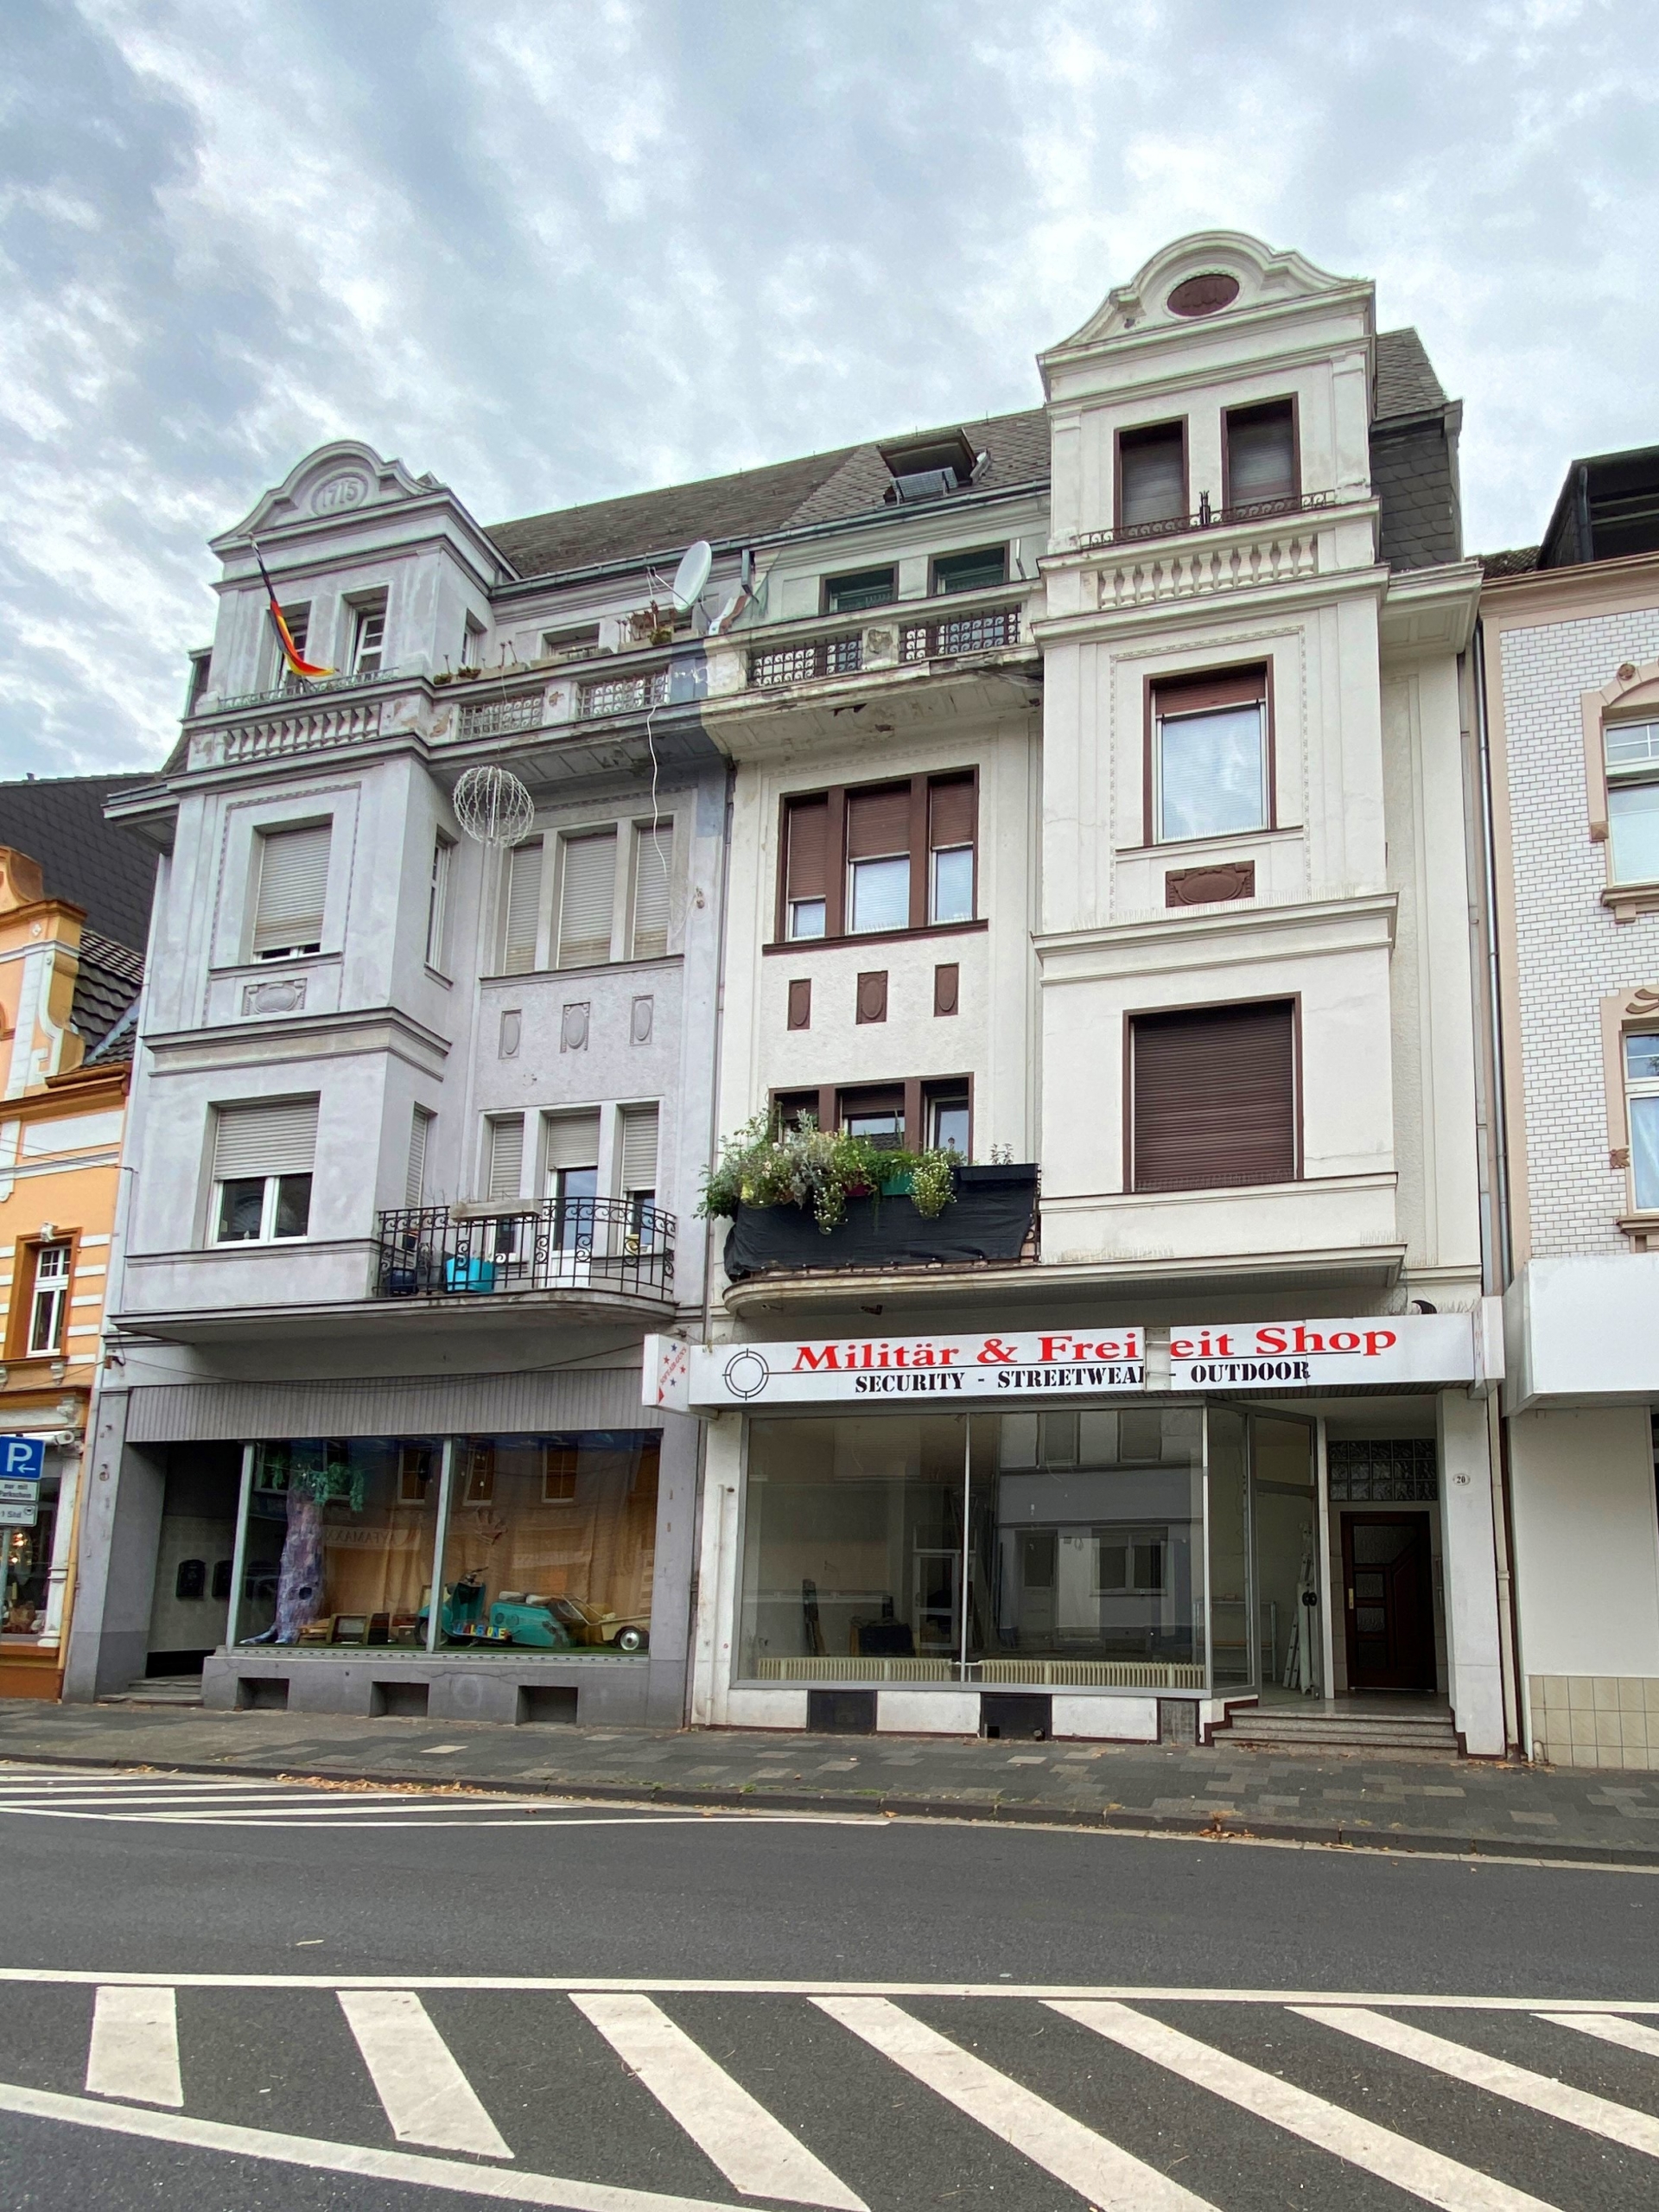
<box><xmin>739</xmin><ymin>1402</ymin><xmax>1317</xmax><ymax>1694</ymax></box>
<box><xmin>231</xmin><ymin>1431</ymin><xmax>659</xmax><ymax>1656</ymax></box>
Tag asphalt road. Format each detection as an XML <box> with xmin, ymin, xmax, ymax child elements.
<box><xmin>3</xmin><ymin>1763</ymin><xmax>1659</xmax><ymax>2209</ymax></box>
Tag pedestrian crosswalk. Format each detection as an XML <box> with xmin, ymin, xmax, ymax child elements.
<box><xmin>6</xmin><ymin>1973</ymin><xmax>1659</xmax><ymax>2209</ymax></box>
<box><xmin>0</xmin><ymin>1763</ymin><xmax>836</xmax><ymax>1830</ymax></box>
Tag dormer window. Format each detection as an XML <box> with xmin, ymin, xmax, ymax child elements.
<box><xmin>1224</xmin><ymin>400</ymin><xmax>1298</xmax><ymax>514</ymax></box>
<box><xmin>350</xmin><ymin>598</ymin><xmax>387</xmax><ymax>676</ymax></box>
<box><xmin>1117</xmin><ymin>422</ymin><xmax>1186</xmax><ymax>533</ymax></box>
<box><xmin>880</xmin><ymin>429</ymin><xmax>982</xmax><ymax>505</ymax></box>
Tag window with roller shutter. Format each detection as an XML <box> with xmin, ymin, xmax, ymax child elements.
<box><xmin>501</xmin><ymin>840</ymin><xmax>543</xmax><ymax>975</ymax></box>
<box><xmin>211</xmin><ymin>1096</ymin><xmax>318</xmax><ymax>1243</ymax></box>
<box><xmin>1129</xmin><ymin>1001</ymin><xmax>1297</xmax><ymax>1192</ymax></box>
<box><xmin>405</xmin><ymin>1107</ymin><xmax>433</xmax><ymax>1210</ymax></box>
<box><xmin>544</xmin><ymin>1109</ymin><xmax>600</xmax><ymax>1251</ymax></box>
<box><xmin>485</xmin><ymin>1114</ymin><xmax>525</xmax><ymax>1202</ymax></box>
<box><xmin>783</xmin><ymin>797</ymin><xmax>828</xmax><ymax>940</ymax></box>
<box><xmin>556</xmin><ymin>831</ymin><xmax>616</xmax><ymax>967</ymax></box>
<box><xmin>251</xmin><ymin>823</ymin><xmax>330</xmax><ymax>959</ymax></box>
<box><xmin>778</xmin><ymin>770</ymin><xmax>978</xmax><ymax>942</ymax></box>
<box><xmin>630</xmin><ymin>823</ymin><xmax>671</xmax><ymax>959</ymax></box>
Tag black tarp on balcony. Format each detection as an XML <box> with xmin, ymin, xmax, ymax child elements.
<box><xmin>722</xmin><ymin>1163</ymin><xmax>1038</xmax><ymax>1281</ymax></box>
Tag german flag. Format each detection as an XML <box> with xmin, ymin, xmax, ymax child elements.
<box><xmin>252</xmin><ymin>542</ymin><xmax>334</xmax><ymax>680</ymax></box>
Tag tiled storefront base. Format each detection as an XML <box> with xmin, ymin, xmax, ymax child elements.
<box><xmin>1529</xmin><ymin>1674</ymin><xmax>1659</xmax><ymax>1769</ymax></box>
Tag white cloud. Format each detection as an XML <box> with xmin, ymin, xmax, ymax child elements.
<box><xmin>1</xmin><ymin>0</ymin><xmax>1657</xmax><ymax>776</ymax></box>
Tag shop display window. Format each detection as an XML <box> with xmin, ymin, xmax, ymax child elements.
<box><xmin>231</xmin><ymin>1430</ymin><xmax>658</xmax><ymax>1657</ymax></box>
<box><xmin>738</xmin><ymin>1408</ymin><xmax>1206</xmax><ymax>1688</ymax></box>
<box><xmin>434</xmin><ymin>1434</ymin><xmax>656</xmax><ymax>1655</ymax></box>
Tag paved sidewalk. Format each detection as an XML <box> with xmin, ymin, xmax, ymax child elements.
<box><xmin>1</xmin><ymin>1700</ymin><xmax>1656</xmax><ymax>1865</ymax></box>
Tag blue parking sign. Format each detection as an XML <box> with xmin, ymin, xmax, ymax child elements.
<box><xmin>0</xmin><ymin>1438</ymin><xmax>44</xmax><ymax>1483</ymax></box>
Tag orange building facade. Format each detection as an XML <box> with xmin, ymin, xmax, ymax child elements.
<box><xmin>0</xmin><ymin>844</ymin><xmax>138</xmax><ymax>1699</ymax></box>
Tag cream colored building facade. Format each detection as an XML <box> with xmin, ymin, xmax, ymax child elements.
<box><xmin>687</xmin><ymin>234</ymin><xmax>1510</xmax><ymax>1755</ymax></box>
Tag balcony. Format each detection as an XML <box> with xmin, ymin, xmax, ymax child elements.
<box><xmin>456</xmin><ymin>690</ymin><xmax>546</xmax><ymax>740</ymax></box>
<box><xmin>722</xmin><ymin>1162</ymin><xmax>1039</xmax><ymax>1296</ymax></box>
<box><xmin>376</xmin><ymin>1198</ymin><xmax>675</xmax><ymax>1306</ymax></box>
<box><xmin>749</xmin><ymin>633</ymin><xmax>863</xmax><ymax>687</ymax></box>
<box><xmin>1077</xmin><ymin>487</ymin><xmax>1339</xmax><ymax>553</ymax></box>
<box><xmin>899</xmin><ymin>604</ymin><xmax>1022</xmax><ymax>659</ymax></box>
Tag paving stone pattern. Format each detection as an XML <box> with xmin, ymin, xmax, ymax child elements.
<box><xmin>3</xmin><ymin>1704</ymin><xmax>1659</xmax><ymax>1864</ymax></box>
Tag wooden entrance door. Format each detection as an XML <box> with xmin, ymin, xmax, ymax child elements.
<box><xmin>1341</xmin><ymin>1514</ymin><xmax>1435</xmax><ymax>1691</ymax></box>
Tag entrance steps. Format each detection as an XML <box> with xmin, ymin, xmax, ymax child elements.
<box><xmin>1213</xmin><ymin>1703</ymin><xmax>1462</xmax><ymax>1756</ymax></box>
<box><xmin>101</xmin><ymin>1675</ymin><xmax>205</xmax><ymax>1709</ymax></box>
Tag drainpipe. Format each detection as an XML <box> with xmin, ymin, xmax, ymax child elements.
<box><xmin>1471</xmin><ymin>617</ymin><xmax>1524</xmax><ymax>1751</ymax></box>
<box><xmin>684</xmin><ymin>756</ymin><xmax>735</xmax><ymax>1726</ymax></box>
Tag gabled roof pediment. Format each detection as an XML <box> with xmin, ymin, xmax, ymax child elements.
<box><xmin>212</xmin><ymin>442</ymin><xmax>445</xmax><ymax>553</ymax></box>
<box><xmin>1041</xmin><ymin>231</ymin><xmax>1371</xmax><ymax>383</ymax></box>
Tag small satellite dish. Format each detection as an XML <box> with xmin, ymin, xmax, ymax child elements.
<box><xmin>671</xmin><ymin>539</ymin><xmax>713</xmax><ymax>613</ymax></box>
<box><xmin>452</xmin><ymin>764</ymin><xmax>535</xmax><ymax>849</ymax></box>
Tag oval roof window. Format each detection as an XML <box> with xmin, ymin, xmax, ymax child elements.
<box><xmin>1167</xmin><ymin>271</ymin><xmax>1240</xmax><ymax>318</ymax></box>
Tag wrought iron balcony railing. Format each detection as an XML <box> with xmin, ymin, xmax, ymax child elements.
<box><xmin>748</xmin><ymin>632</ymin><xmax>864</xmax><ymax>687</ymax></box>
<box><xmin>375</xmin><ymin>1198</ymin><xmax>676</xmax><ymax>1303</ymax></box>
<box><xmin>1077</xmin><ymin>487</ymin><xmax>1338</xmax><ymax>552</ymax></box>
<box><xmin>899</xmin><ymin>604</ymin><xmax>1022</xmax><ymax>661</ymax></box>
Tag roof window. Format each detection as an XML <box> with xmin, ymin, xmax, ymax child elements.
<box><xmin>879</xmin><ymin>429</ymin><xmax>984</xmax><ymax>505</ymax></box>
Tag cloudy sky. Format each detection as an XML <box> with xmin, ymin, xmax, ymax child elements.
<box><xmin>3</xmin><ymin>0</ymin><xmax>1658</xmax><ymax>780</ymax></box>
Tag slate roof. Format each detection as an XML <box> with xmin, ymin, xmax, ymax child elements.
<box><xmin>0</xmin><ymin>774</ymin><xmax>158</xmax><ymax>952</ymax></box>
<box><xmin>487</xmin><ymin>409</ymin><xmax>1051</xmax><ymax>581</ymax></box>
<box><xmin>1373</xmin><ymin>328</ymin><xmax>1446</xmax><ymax>422</ymax></box>
<box><xmin>69</xmin><ymin>928</ymin><xmax>143</xmax><ymax>1060</ymax></box>
<box><xmin>487</xmin><ymin>334</ymin><xmax>1457</xmax><ymax>586</ymax></box>
<box><xmin>1478</xmin><ymin>547</ymin><xmax>1542</xmax><ymax>578</ymax></box>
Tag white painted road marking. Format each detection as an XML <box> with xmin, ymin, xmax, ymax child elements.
<box><xmin>814</xmin><ymin>1993</ymin><xmax>1215</xmax><ymax>2211</ymax></box>
<box><xmin>572</xmin><ymin>1991</ymin><xmax>866</xmax><ymax>2210</ymax></box>
<box><xmin>0</xmin><ymin>2076</ymin><xmax>750</xmax><ymax>2211</ymax></box>
<box><xmin>1053</xmin><ymin>1999</ymin><xmax>1559</xmax><ymax>2212</ymax></box>
<box><xmin>85</xmin><ymin>1984</ymin><xmax>182</xmax><ymax>2107</ymax></box>
<box><xmin>1538</xmin><ymin>2009</ymin><xmax>1659</xmax><ymax>2059</ymax></box>
<box><xmin>1300</xmin><ymin>2004</ymin><xmax>1659</xmax><ymax>2159</ymax></box>
<box><xmin>338</xmin><ymin>1989</ymin><xmax>512</xmax><ymax>2159</ymax></box>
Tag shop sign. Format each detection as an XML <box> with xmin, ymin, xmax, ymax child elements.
<box><xmin>1168</xmin><ymin>1313</ymin><xmax>1474</xmax><ymax>1389</ymax></box>
<box><xmin>645</xmin><ymin>1330</ymin><xmax>1147</xmax><ymax>1411</ymax></box>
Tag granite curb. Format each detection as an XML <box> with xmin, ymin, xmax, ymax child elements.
<box><xmin>2</xmin><ymin>1722</ymin><xmax>1656</xmax><ymax>1868</ymax></box>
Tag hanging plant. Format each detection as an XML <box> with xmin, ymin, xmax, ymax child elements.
<box><xmin>697</xmin><ymin>1114</ymin><xmax>958</xmax><ymax>1233</ymax></box>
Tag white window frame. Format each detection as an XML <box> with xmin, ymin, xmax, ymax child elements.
<box><xmin>213</xmin><ymin>1173</ymin><xmax>311</xmax><ymax>1245</ymax></box>
<box><xmin>425</xmin><ymin>834</ymin><xmax>454</xmax><ymax>973</ymax></box>
<box><xmin>1625</xmin><ymin>1030</ymin><xmax>1659</xmax><ymax>1212</ymax></box>
<box><xmin>1605</xmin><ymin>720</ymin><xmax>1659</xmax><ymax>887</ymax></box>
<box><xmin>350</xmin><ymin>597</ymin><xmax>388</xmax><ymax>677</ymax></box>
<box><xmin>27</xmin><ymin>1243</ymin><xmax>71</xmax><ymax>1356</ymax></box>
<box><xmin>1153</xmin><ymin>699</ymin><xmax>1268</xmax><ymax>846</ymax></box>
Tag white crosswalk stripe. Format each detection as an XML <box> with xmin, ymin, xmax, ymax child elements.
<box><xmin>1537</xmin><ymin>2009</ymin><xmax>1659</xmax><ymax>2060</ymax></box>
<box><xmin>573</xmin><ymin>1992</ymin><xmax>866</xmax><ymax>2210</ymax></box>
<box><xmin>815</xmin><ymin>1993</ymin><xmax>1215</xmax><ymax>2211</ymax></box>
<box><xmin>1055</xmin><ymin>1999</ymin><xmax>1559</xmax><ymax>2212</ymax></box>
<box><xmin>15</xmin><ymin>1974</ymin><xmax>1659</xmax><ymax>2207</ymax></box>
<box><xmin>338</xmin><ymin>1989</ymin><xmax>512</xmax><ymax>2158</ymax></box>
<box><xmin>1300</xmin><ymin>2005</ymin><xmax>1659</xmax><ymax>2160</ymax></box>
<box><xmin>85</xmin><ymin>1984</ymin><xmax>182</xmax><ymax>2108</ymax></box>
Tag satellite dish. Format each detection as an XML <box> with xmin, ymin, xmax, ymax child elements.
<box><xmin>452</xmin><ymin>764</ymin><xmax>535</xmax><ymax>849</ymax></box>
<box><xmin>707</xmin><ymin>589</ymin><xmax>745</xmax><ymax>637</ymax></box>
<box><xmin>671</xmin><ymin>539</ymin><xmax>713</xmax><ymax>613</ymax></box>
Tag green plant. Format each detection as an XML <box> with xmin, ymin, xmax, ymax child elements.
<box><xmin>697</xmin><ymin>1115</ymin><xmax>958</xmax><ymax>1232</ymax></box>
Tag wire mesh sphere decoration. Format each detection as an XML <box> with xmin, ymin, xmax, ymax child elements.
<box><xmin>451</xmin><ymin>764</ymin><xmax>536</xmax><ymax>848</ymax></box>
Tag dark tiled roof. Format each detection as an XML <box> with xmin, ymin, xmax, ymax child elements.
<box><xmin>1374</xmin><ymin>328</ymin><xmax>1446</xmax><ymax>421</ymax></box>
<box><xmin>1478</xmin><ymin>547</ymin><xmax>1541</xmax><ymax>577</ymax></box>
<box><xmin>488</xmin><ymin>409</ymin><xmax>1051</xmax><ymax>581</ymax></box>
<box><xmin>0</xmin><ymin>774</ymin><xmax>158</xmax><ymax>953</ymax></box>
<box><xmin>70</xmin><ymin>927</ymin><xmax>143</xmax><ymax>1058</ymax></box>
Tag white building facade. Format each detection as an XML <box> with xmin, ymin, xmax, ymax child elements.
<box><xmin>1480</xmin><ymin>449</ymin><xmax>1659</xmax><ymax>1768</ymax></box>
<box><xmin>66</xmin><ymin>443</ymin><xmax>730</xmax><ymax>1724</ymax></box>
<box><xmin>679</xmin><ymin>234</ymin><xmax>1510</xmax><ymax>1755</ymax></box>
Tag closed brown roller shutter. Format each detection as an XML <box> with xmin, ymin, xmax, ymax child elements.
<box><xmin>845</xmin><ymin>785</ymin><xmax>911</xmax><ymax>860</ymax></box>
<box><xmin>1131</xmin><ymin>1001</ymin><xmax>1295</xmax><ymax>1192</ymax></box>
<box><xmin>785</xmin><ymin>798</ymin><xmax>829</xmax><ymax>899</ymax></box>
<box><xmin>1153</xmin><ymin>663</ymin><xmax>1267</xmax><ymax>717</ymax></box>
<box><xmin>928</xmin><ymin>774</ymin><xmax>976</xmax><ymax>849</ymax></box>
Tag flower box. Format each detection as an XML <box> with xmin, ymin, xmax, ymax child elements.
<box><xmin>723</xmin><ymin>1163</ymin><xmax>1038</xmax><ymax>1281</ymax></box>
